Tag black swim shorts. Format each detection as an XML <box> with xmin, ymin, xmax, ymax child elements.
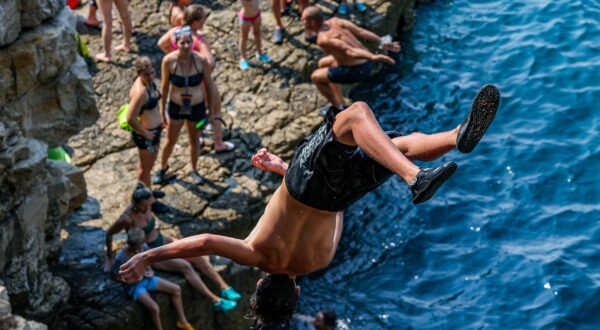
<box><xmin>132</xmin><ymin>126</ymin><xmax>163</xmax><ymax>150</ymax></box>
<box><xmin>167</xmin><ymin>101</ymin><xmax>207</xmax><ymax>123</ymax></box>
<box><xmin>284</xmin><ymin>106</ymin><xmax>401</xmax><ymax>212</ymax></box>
<box><xmin>327</xmin><ymin>61</ymin><xmax>374</xmax><ymax>84</ymax></box>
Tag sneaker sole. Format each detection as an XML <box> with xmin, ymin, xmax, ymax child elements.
<box><xmin>456</xmin><ymin>84</ymin><xmax>500</xmax><ymax>153</ymax></box>
<box><xmin>412</xmin><ymin>162</ymin><xmax>457</xmax><ymax>205</ymax></box>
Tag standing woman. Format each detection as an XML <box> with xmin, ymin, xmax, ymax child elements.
<box><xmin>128</xmin><ymin>57</ymin><xmax>162</xmax><ymax>188</ymax></box>
<box><xmin>153</xmin><ymin>27</ymin><xmax>234</xmax><ymax>185</ymax></box>
<box><xmin>158</xmin><ymin>4</ymin><xmax>215</xmax><ymax>72</ymax></box>
<box><xmin>126</xmin><ymin>57</ymin><xmax>168</xmax><ymax>213</ymax></box>
<box><xmin>95</xmin><ymin>0</ymin><xmax>133</xmax><ymax>62</ymax></box>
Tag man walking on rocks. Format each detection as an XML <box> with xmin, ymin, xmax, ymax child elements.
<box><xmin>120</xmin><ymin>86</ymin><xmax>500</xmax><ymax>328</ymax></box>
<box><xmin>303</xmin><ymin>6</ymin><xmax>401</xmax><ymax>108</ymax></box>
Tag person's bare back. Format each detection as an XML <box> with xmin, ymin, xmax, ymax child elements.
<box><xmin>317</xmin><ymin>18</ymin><xmax>370</xmax><ymax>66</ymax></box>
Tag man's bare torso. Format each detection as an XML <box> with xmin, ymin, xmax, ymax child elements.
<box><xmin>317</xmin><ymin>18</ymin><xmax>368</xmax><ymax>67</ymax></box>
<box><xmin>246</xmin><ymin>181</ymin><xmax>338</xmax><ymax>276</ymax></box>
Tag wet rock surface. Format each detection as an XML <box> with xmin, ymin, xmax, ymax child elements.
<box><xmin>6</xmin><ymin>0</ymin><xmax>418</xmax><ymax>328</ymax></box>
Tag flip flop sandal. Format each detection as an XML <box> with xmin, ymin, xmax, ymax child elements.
<box><xmin>215</xmin><ymin>141</ymin><xmax>235</xmax><ymax>154</ymax></box>
<box><xmin>84</xmin><ymin>22</ymin><xmax>102</xmax><ymax>30</ymax></box>
<box><xmin>456</xmin><ymin>84</ymin><xmax>500</xmax><ymax>153</ymax></box>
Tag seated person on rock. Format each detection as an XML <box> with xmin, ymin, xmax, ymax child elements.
<box><xmin>110</xmin><ymin>228</ymin><xmax>194</xmax><ymax>330</ymax></box>
<box><xmin>303</xmin><ymin>6</ymin><xmax>401</xmax><ymax>108</ymax></box>
<box><xmin>120</xmin><ymin>86</ymin><xmax>500</xmax><ymax>328</ymax></box>
<box><xmin>105</xmin><ymin>183</ymin><xmax>240</xmax><ymax>311</ymax></box>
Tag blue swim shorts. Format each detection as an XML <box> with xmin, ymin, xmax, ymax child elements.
<box><xmin>127</xmin><ymin>276</ymin><xmax>160</xmax><ymax>301</ymax></box>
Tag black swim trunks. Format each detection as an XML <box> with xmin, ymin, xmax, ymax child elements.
<box><xmin>285</xmin><ymin>107</ymin><xmax>401</xmax><ymax>212</ymax></box>
<box><xmin>132</xmin><ymin>126</ymin><xmax>163</xmax><ymax>150</ymax></box>
<box><xmin>167</xmin><ymin>101</ymin><xmax>207</xmax><ymax>123</ymax></box>
<box><xmin>327</xmin><ymin>61</ymin><xmax>374</xmax><ymax>84</ymax></box>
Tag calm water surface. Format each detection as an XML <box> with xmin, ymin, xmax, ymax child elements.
<box><xmin>295</xmin><ymin>1</ymin><xmax>600</xmax><ymax>328</ymax></box>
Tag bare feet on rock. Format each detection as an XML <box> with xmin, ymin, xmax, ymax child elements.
<box><xmin>115</xmin><ymin>43</ymin><xmax>132</xmax><ymax>53</ymax></box>
<box><xmin>251</xmin><ymin>148</ymin><xmax>288</xmax><ymax>176</ymax></box>
<box><xmin>94</xmin><ymin>52</ymin><xmax>111</xmax><ymax>63</ymax></box>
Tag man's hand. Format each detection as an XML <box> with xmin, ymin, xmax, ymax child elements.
<box><xmin>251</xmin><ymin>148</ymin><xmax>288</xmax><ymax>176</ymax></box>
<box><xmin>382</xmin><ymin>41</ymin><xmax>401</xmax><ymax>52</ymax></box>
<box><xmin>119</xmin><ymin>254</ymin><xmax>147</xmax><ymax>283</ymax></box>
<box><xmin>373</xmin><ymin>54</ymin><xmax>395</xmax><ymax>65</ymax></box>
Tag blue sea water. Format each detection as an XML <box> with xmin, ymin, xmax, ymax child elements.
<box><xmin>295</xmin><ymin>0</ymin><xmax>600</xmax><ymax>329</ymax></box>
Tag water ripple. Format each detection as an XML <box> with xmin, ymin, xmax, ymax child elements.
<box><xmin>296</xmin><ymin>0</ymin><xmax>600</xmax><ymax>328</ymax></box>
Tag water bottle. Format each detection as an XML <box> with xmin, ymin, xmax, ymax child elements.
<box><xmin>145</xmin><ymin>140</ymin><xmax>155</xmax><ymax>154</ymax></box>
<box><xmin>379</xmin><ymin>35</ymin><xmax>392</xmax><ymax>49</ymax></box>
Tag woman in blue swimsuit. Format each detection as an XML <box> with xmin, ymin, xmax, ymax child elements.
<box><xmin>153</xmin><ymin>27</ymin><xmax>235</xmax><ymax>185</ymax></box>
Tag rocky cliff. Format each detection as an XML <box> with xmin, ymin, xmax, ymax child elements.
<box><xmin>0</xmin><ymin>0</ymin><xmax>98</xmax><ymax>326</ymax></box>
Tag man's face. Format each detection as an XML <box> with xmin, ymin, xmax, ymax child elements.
<box><xmin>301</xmin><ymin>14</ymin><xmax>314</xmax><ymax>32</ymax></box>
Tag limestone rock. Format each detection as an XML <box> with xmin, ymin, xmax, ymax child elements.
<box><xmin>20</xmin><ymin>0</ymin><xmax>65</xmax><ymax>29</ymax></box>
<box><xmin>0</xmin><ymin>8</ymin><xmax>98</xmax><ymax>147</ymax></box>
<box><xmin>0</xmin><ymin>0</ymin><xmax>20</xmax><ymax>46</ymax></box>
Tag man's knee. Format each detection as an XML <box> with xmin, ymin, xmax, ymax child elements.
<box><xmin>311</xmin><ymin>69</ymin><xmax>330</xmax><ymax>83</ymax></box>
<box><xmin>147</xmin><ymin>301</ymin><xmax>160</xmax><ymax>315</ymax></box>
<box><xmin>172</xmin><ymin>284</ymin><xmax>181</xmax><ymax>297</ymax></box>
<box><xmin>348</xmin><ymin>101</ymin><xmax>372</xmax><ymax>118</ymax></box>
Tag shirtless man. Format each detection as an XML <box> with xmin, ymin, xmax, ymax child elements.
<box><xmin>303</xmin><ymin>6</ymin><xmax>401</xmax><ymax>108</ymax></box>
<box><xmin>120</xmin><ymin>85</ymin><xmax>500</xmax><ymax>328</ymax></box>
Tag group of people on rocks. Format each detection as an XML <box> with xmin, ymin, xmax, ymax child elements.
<box><xmin>72</xmin><ymin>0</ymin><xmax>501</xmax><ymax>329</ymax></box>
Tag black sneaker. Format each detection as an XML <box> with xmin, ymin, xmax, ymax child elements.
<box><xmin>152</xmin><ymin>190</ymin><xmax>165</xmax><ymax>199</ymax></box>
<box><xmin>151</xmin><ymin>201</ymin><xmax>169</xmax><ymax>213</ymax></box>
<box><xmin>409</xmin><ymin>162</ymin><xmax>457</xmax><ymax>205</ymax></box>
<box><xmin>151</xmin><ymin>168</ymin><xmax>174</xmax><ymax>185</ymax></box>
<box><xmin>190</xmin><ymin>170</ymin><xmax>205</xmax><ymax>185</ymax></box>
<box><xmin>456</xmin><ymin>85</ymin><xmax>500</xmax><ymax>153</ymax></box>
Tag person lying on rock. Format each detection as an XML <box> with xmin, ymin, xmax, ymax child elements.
<box><xmin>152</xmin><ymin>26</ymin><xmax>235</xmax><ymax>187</ymax></box>
<box><xmin>120</xmin><ymin>86</ymin><xmax>500</xmax><ymax>328</ymax></box>
<box><xmin>110</xmin><ymin>228</ymin><xmax>194</xmax><ymax>330</ymax></box>
<box><xmin>158</xmin><ymin>4</ymin><xmax>215</xmax><ymax>72</ymax></box>
<box><xmin>302</xmin><ymin>6</ymin><xmax>401</xmax><ymax>108</ymax></box>
<box><xmin>105</xmin><ymin>183</ymin><xmax>240</xmax><ymax>311</ymax></box>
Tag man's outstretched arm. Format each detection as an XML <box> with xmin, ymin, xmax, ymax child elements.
<box><xmin>119</xmin><ymin>234</ymin><xmax>263</xmax><ymax>283</ymax></box>
<box><xmin>343</xmin><ymin>20</ymin><xmax>401</xmax><ymax>52</ymax></box>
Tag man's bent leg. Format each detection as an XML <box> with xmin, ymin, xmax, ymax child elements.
<box><xmin>391</xmin><ymin>127</ymin><xmax>459</xmax><ymax>162</ymax></box>
<box><xmin>332</xmin><ymin>102</ymin><xmax>420</xmax><ymax>183</ymax></box>
<box><xmin>332</xmin><ymin>102</ymin><xmax>457</xmax><ymax>204</ymax></box>
<box><xmin>311</xmin><ymin>68</ymin><xmax>344</xmax><ymax>108</ymax></box>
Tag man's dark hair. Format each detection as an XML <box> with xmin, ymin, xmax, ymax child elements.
<box><xmin>250</xmin><ymin>274</ymin><xmax>298</xmax><ymax>329</ymax></box>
